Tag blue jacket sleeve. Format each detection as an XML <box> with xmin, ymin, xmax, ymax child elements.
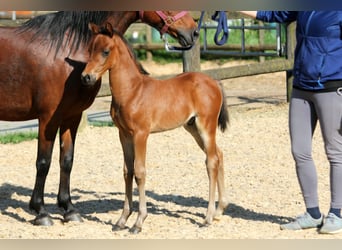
<box><xmin>256</xmin><ymin>11</ymin><xmax>298</xmax><ymax>23</ymax></box>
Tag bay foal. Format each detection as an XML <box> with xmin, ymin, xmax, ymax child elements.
<box><xmin>82</xmin><ymin>23</ymin><xmax>229</xmax><ymax>233</ymax></box>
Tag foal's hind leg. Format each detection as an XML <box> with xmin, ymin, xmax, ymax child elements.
<box><xmin>184</xmin><ymin>123</ymin><xmax>227</xmax><ymax>225</ymax></box>
<box><xmin>214</xmin><ymin>147</ymin><xmax>228</xmax><ymax>218</ymax></box>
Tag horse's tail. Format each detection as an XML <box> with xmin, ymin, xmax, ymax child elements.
<box><xmin>218</xmin><ymin>81</ymin><xmax>229</xmax><ymax>132</ymax></box>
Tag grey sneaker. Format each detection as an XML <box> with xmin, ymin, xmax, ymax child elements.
<box><xmin>319</xmin><ymin>213</ymin><xmax>342</xmax><ymax>234</ymax></box>
<box><xmin>280</xmin><ymin>212</ymin><xmax>323</xmax><ymax>230</ymax></box>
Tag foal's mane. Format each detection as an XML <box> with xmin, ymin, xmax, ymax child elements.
<box><xmin>18</xmin><ymin>11</ymin><xmax>114</xmax><ymax>55</ymax></box>
<box><xmin>98</xmin><ymin>26</ymin><xmax>149</xmax><ymax>75</ymax></box>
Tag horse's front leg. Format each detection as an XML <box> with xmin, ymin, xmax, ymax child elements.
<box><xmin>129</xmin><ymin>131</ymin><xmax>149</xmax><ymax>234</ymax></box>
<box><xmin>57</xmin><ymin>117</ymin><xmax>83</xmax><ymax>223</ymax></box>
<box><xmin>113</xmin><ymin>132</ymin><xmax>135</xmax><ymax>231</ymax></box>
<box><xmin>29</xmin><ymin>120</ymin><xmax>57</xmax><ymax>226</ymax></box>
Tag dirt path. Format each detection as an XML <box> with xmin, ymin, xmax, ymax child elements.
<box><xmin>0</xmin><ymin>60</ymin><xmax>338</xmax><ymax>239</ymax></box>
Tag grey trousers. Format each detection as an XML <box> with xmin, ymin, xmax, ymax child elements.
<box><xmin>289</xmin><ymin>87</ymin><xmax>342</xmax><ymax>209</ymax></box>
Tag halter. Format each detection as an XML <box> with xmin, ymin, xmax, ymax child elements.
<box><xmin>139</xmin><ymin>11</ymin><xmax>188</xmax><ymax>35</ymax></box>
<box><xmin>139</xmin><ymin>11</ymin><xmax>192</xmax><ymax>51</ymax></box>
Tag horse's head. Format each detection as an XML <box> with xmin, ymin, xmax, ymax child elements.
<box><xmin>140</xmin><ymin>11</ymin><xmax>199</xmax><ymax>49</ymax></box>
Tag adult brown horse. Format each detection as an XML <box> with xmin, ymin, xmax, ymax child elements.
<box><xmin>0</xmin><ymin>11</ymin><xmax>198</xmax><ymax>226</ymax></box>
<box><xmin>81</xmin><ymin>23</ymin><xmax>229</xmax><ymax>234</ymax></box>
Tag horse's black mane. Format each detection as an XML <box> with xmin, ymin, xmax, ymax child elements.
<box><xmin>18</xmin><ymin>11</ymin><xmax>114</xmax><ymax>54</ymax></box>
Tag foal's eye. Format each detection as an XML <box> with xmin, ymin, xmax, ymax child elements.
<box><xmin>102</xmin><ymin>49</ymin><xmax>110</xmax><ymax>57</ymax></box>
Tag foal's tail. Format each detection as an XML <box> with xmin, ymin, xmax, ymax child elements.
<box><xmin>218</xmin><ymin>81</ymin><xmax>229</xmax><ymax>132</ymax></box>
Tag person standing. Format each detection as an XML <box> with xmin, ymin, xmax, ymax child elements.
<box><xmin>239</xmin><ymin>11</ymin><xmax>342</xmax><ymax>234</ymax></box>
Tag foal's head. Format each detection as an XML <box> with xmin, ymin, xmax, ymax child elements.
<box><xmin>81</xmin><ymin>22</ymin><xmax>147</xmax><ymax>86</ymax></box>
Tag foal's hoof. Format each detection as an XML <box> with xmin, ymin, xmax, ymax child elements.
<box><xmin>199</xmin><ymin>222</ymin><xmax>210</xmax><ymax>228</ymax></box>
<box><xmin>32</xmin><ymin>214</ymin><xmax>54</xmax><ymax>226</ymax></box>
<box><xmin>112</xmin><ymin>224</ymin><xmax>128</xmax><ymax>232</ymax></box>
<box><xmin>213</xmin><ymin>213</ymin><xmax>224</xmax><ymax>221</ymax></box>
<box><xmin>63</xmin><ymin>211</ymin><xmax>83</xmax><ymax>223</ymax></box>
<box><xmin>129</xmin><ymin>226</ymin><xmax>142</xmax><ymax>234</ymax></box>
<box><xmin>199</xmin><ymin>219</ymin><xmax>212</xmax><ymax>228</ymax></box>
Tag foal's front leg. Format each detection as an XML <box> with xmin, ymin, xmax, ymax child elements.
<box><xmin>129</xmin><ymin>131</ymin><xmax>149</xmax><ymax>234</ymax></box>
<box><xmin>114</xmin><ymin>133</ymin><xmax>135</xmax><ymax>230</ymax></box>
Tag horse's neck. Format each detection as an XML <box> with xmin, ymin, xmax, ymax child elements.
<box><xmin>108</xmin><ymin>11</ymin><xmax>138</xmax><ymax>33</ymax></box>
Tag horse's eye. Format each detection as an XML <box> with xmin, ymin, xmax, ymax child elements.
<box><xmin>102</xmin><ymin>49</ymin><xmax>110</xmax><ymax>57</ymax></box>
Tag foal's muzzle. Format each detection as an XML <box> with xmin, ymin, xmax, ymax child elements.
<box><xmin>81</xmin><ymin>73</ymin><xmax>97</xmax><ymax>86</ymax></box>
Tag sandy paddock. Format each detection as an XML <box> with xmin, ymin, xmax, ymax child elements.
<box><xmin>0</xmin><ymin>60</ymin><xmax>338</xmax><ymax>239</ymax></box>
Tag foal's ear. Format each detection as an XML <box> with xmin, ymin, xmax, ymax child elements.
<box><xmin>88</xmin><ymin>22</ymin><xmax>100</xmax><ymax>34</ymax></box>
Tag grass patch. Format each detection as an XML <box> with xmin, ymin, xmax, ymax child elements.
<box><xmin>89</xmin><ymin>121</ymin><xmax>114</xmax><ymax>127</ymax></box>
<box><xmin>0</xmin><ymin>121</ymin><xmax>113</xmax><ymax>144</ymax></box>
<box><xmin>0</xmin><ymin>131</ymin><xmax>38</xmax><ymax>144</ymax></box>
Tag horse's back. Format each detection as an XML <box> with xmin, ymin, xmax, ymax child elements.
<box><xmin>0</xmin><ymin>25</ymin><xmax>16</xmax><ymax>36</ymax></box>
<box><xmin>140</xmin><ymin>72</ymin><xmax>223</xmax><ymax>131</ymax></box>
<box><xmin>0</xmin><ymin>26</ymin><xmax>70</xmax><ymax>121</ymax></box>
<box><xmin>170</xmin><ymin>72</ymin><xmax>222</xmax><ymax>99</ymax></box>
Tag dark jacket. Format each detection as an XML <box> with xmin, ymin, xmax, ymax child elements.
<box><xmin>256</xmin><ymin>11</ymin><xmax>342</xmax><ymax>91</ymax></box>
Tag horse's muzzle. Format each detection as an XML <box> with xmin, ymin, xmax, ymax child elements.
<box><xmin>179</xmin><ymin>28</ymin><xmax>199</xmax><ymax>47</ymax></box>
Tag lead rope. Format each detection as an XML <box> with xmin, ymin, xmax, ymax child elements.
<box><xmin>211</xmin><ymin>11</ymin><xmax>229</xmax><ymax>45</ymax></box>
<box><xmin>197</xmin><ymin>11</ymin><xmax>229</xmax><ymax>46</ymax></box>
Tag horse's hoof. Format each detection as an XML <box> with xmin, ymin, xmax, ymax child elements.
<box><xmin>32</xmin><ymin>215</ymin><xmax>54</xmax><ymax>226</ymax></box>
<box><xmin>63</xmin><ymin>211</ymin><xmax>83</xmax><ymax>223</ymax></box>
<box><xmin>129</xmin><ymin>226</ymin><xmax>142</xmax><ymax>234</ymax></box>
